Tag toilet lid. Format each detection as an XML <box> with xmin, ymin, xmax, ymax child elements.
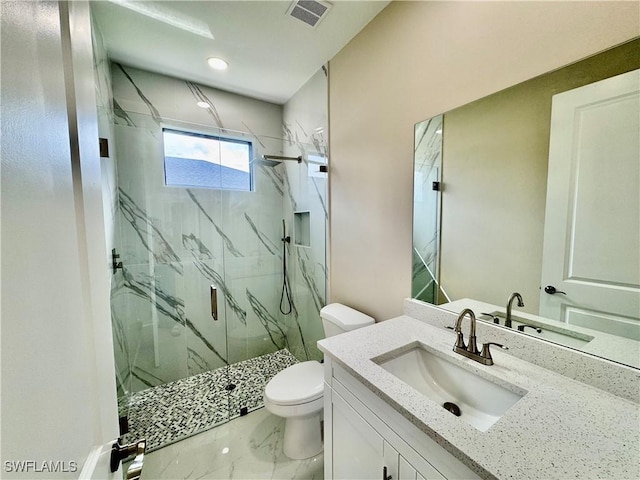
<box><xmin>265</xmin><ymin>361</ymin><xmax>324</xmax><ymax>406</ymax></box>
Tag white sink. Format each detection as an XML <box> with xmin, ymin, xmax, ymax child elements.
<box><xmin>374</xmin><ymin>344</ymin><xmax>526</xmax><ymax>432</ymax></box>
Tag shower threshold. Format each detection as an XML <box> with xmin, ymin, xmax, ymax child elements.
<box><xmin>119</xmin><ymin>349</ymin><xmax>298</xmax><ymax>451</ymax></box>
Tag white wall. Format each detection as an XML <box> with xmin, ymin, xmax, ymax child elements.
<box><xmin>328</xmin><ymin>1</ymin><xmax>640</xmax><ymax>321</ymax></box>
<box><xmin>1</xmin><ymin>1</ymin><xmax>118</xmax><ymax>477</ymax></box>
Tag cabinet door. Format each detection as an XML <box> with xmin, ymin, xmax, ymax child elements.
<box><xmin>332</xmin><ymin>390</ymin><xmax>384</xmax><ymax>479</ymax></box>
<box><xmin>331</xmin><ymin>364</ymin><xmax>478</xmax><ymax>480</ymax></box>
<box><xmin>384</xmin><ymin>441</ymin><xmax>400</xmax><ymax>480</ymax></box>
<box><xmin>385</xmin><ymin>441</ymin><xmax>427</xmax><ymax>480</ymax></box>
<box><xmin>399</xmin><ymin>456</ymin><xmax>418</xmax><ymax>480</ymax></box>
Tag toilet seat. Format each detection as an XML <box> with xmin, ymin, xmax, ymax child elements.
<box><xmin>264</xmin><ymin>360</ymin><xmax>323</xmax><ymax>406</ymax></box>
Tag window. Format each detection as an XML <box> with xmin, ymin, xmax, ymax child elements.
<box><xmin>162</xmin><ymin>128</ymin><xmax>252</xmax><ymax>191</ymax></box>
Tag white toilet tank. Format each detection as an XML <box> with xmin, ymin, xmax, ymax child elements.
<box><xmin>320</xmin><ymin>303</ymin><xmax>375</xmax><ymax>337</ymax></box>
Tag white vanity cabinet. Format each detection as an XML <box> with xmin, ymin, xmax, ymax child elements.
<box><xmin>324</xmin><ymin>357</ymin><xmax>481</xmax><ymax>480</ymax></box>
<box><xmin>330</xmin><ymin>388</ymin><xmax>383</xmax><ymax>479</ymax></box>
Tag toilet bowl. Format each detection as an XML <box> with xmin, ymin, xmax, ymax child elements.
<box><xmin>264</xmin><ymin>360</ymin><xmax>324</xmax><ymax>459</ymax></box>
<box><xmin>263</xmin><ymin>303</ymin><xmax>375</xmax><ymax>459</ymax></box>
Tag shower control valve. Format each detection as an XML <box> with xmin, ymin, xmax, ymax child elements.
<box><xmin>112</xmin><ymin>248</ymin><xmax>123</xmax><ymax>274</ymax></box>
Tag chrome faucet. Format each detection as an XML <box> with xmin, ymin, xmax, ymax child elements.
<box><xmin>505</xmin><ymin>292</ymin><xmax>524</xmax><ymax>328</ymax></box>
<box><xmin>453</xmin><ymin>308</ymin><xmax>507</xmax><ymax>365</ymax></box>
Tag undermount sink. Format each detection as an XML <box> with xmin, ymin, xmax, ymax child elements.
<box><xmin>480</xmin><ymin>311</ymin><xmax>594</xmax><ymax>348</ymax></box>
<box><xmin>373</xmin><ymin>343</ymin><xmax>526</xmax><ymax>432</ymax></box>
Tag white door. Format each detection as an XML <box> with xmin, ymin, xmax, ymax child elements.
<box><xmin>539</xmin><ymin>69</ymin><xmax>640</xmax><ymax>340</ymax></box>
<box><xmin>1</xmin><ymin>1</ymin><xmax>122</xmax><ymax>478</ymax></box>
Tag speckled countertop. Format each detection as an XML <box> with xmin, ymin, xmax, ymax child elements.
<box><xmin>317</xmin><ymin>315</ymin><xmax>640</xmax><ymax>480</ymax></box>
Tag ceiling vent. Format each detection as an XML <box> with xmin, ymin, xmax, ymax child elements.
<box><xmin>287</xmin><ymin>0</ymin><xmax>332</xmax><ymax>28</ymax></box>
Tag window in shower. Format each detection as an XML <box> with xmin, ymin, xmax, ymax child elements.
<box><xmin>162</xmin><ymin>128</ymin><xmax>253</xmax><ymax>191</ymax></box>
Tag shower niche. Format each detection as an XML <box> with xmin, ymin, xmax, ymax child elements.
<box><xmin>294</xmin><ymin>211</ymin><xmax>311</xmax><ymax>248</ymax></box>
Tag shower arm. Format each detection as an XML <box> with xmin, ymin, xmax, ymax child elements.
<box><xmin>263</xmin><ymin>155</ymin><xmax>302</xmax><ymax>163</ymax></box>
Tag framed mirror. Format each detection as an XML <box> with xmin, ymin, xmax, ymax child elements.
<box><xmin>412</xmin><ymin>38</ymin><xmax>640</xmax><ymax>368</ymax></box>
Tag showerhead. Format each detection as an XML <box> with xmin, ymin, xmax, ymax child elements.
<box><xmin>250</xmin><ymin>157</ymin><xmax>280</xmax><ymax>167</ymax></box>
<box><xmin>251</xmin><ymin>154</ymin><xmax>303</xmax><ymax>168</ymax></box>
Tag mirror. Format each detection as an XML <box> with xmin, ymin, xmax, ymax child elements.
<box><xmin>413</xmin><ymin>38</ymin><xmax>640</xmax><ymax>369</ymax></box>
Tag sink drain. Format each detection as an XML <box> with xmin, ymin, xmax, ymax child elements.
<box><xmin>443</xmin><ymin>402</ymin><xmax>461</xmax><ymax>417</ymax></box>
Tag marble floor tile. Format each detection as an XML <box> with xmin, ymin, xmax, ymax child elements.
<box><xmin>138</xmin><ymin>407</ymin><xmax>324</xmax><ymax>480</ymax></box>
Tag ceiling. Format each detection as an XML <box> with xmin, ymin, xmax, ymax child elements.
<box><xmin>92</xmin><ymin>0</ymin><xmax>390</xmax><ymax>104</ymax></box>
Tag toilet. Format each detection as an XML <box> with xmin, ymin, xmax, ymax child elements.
<box><xmin>263</xmin><ymin>303</ymin><xmax>375</xmax><ymax>459</ymax></box>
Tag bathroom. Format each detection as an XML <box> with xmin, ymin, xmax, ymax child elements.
<box><xmin>1</xmin><ymin>1</ymin><xmax>639</xmax><ymax>480</ymax></box>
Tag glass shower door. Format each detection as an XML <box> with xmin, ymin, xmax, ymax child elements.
<box><xmin>174</xmin><ymin>124</ymin><xmax>233</xmax><ymax>430</ymax></box>
<box><xmin>111</xmin><ymin>113</ymin><xmax>233</xmax><ymax>450</ymax></box>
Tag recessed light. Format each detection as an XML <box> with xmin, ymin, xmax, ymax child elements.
<box><xmin>207</xmin><ymin>57</ymin><xmax>228</xmax><ymax>71</ymax></box>
<box><xmin>196</xmin><ymin>101</ymin><xmax>211</xmax><ymax>109</ymax></box>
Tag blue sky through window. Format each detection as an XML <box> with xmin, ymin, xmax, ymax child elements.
<box><xmin>163</xmin><ymin>129</ymin><xmax>251</xmax><ymax>190</ymax></box>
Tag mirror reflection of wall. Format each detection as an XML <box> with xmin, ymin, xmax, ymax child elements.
<box><xmin>412</xmin><ymin>38</ymin><xmax>640</xmax><ymax>367</ymax></box>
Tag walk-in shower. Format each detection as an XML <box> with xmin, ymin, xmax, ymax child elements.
<box><xmin>105</xmin><ymin>63</ymin><xmax>328</xmax><ymax>451</ymax></box>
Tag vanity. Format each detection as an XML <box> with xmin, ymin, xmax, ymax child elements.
<box><xmin>318</xmin><ymin>300</ymin><xmax>640</xmax><ymax>480</ymax></box>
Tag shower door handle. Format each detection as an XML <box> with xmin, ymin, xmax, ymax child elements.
<box><xmin>125</xmin><ymin>442</ymin><xmax>145</xmax><ymax>480</ymax></box>
<box><xmin>210</xmin><ymin>285</ymin><xmax>218</xmax><ymax>321</ymax></box>
<box><xmin>110</xmin><ymin>438</ymin><xmax>145</xmax><ymax>477</ymax></box>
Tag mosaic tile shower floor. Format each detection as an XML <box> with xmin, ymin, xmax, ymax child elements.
<box><xmin>120</xmin><ymin>349</ymin><xmax>299</xmax><ymax>451</ymax></box>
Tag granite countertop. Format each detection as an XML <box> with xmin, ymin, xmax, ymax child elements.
<box><xmin>317</xmin><ymin>315</ymin><xmax>640</xmax><ymax>480</ymax></box>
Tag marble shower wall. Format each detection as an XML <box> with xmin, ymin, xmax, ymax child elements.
<box><xmin>109</xmin><ymin>64</ymin><xmax>327</xmax><ymax>395</ymax></box>
<box><xmin>412</xmin><ymin>115</ymin><xmax>443</xmax><ymax>304</ymax></box>
<box><xmin>282</xmin><ymin>68</ymin><xmax>329</xmax><ymax>361</ymax></box>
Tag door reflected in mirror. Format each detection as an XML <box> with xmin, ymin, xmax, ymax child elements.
<box><xmin>412</xmin><ymin>38</ymin><xmax>640</xmax><ymax>369</ymax></box>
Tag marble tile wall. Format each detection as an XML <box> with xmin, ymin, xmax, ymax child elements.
<box><xmin>412</xmin><ymin>114</ymin><xmax>443</xmax><ymax>304</ymax></box>
<box><xmin>282</xmin><ymin>67</ymin><xmax>329</xmax><ymax>361</ymax></box>
<box><xmin>108</xmin><ymin>63</ymin><xmax>328</xmax><ymax>397</ymax></box>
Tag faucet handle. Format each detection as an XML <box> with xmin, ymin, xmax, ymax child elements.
<box><xmin>454</xmin><ymin>330</ymin><xmax>466</xmax><ymax>350</ymax></box>
<box><xmin>517</xmin><ymin>324</ymin><xmax>542</xmax><ymax>334</ymax></box>
<box><xmin>480</xmin><ymin>342</ymin><xmax>508</xmax><ymax>365</ymax></box>
<box><xmin>481</xmin><ymin>313</ymin><xmax>501</xmax><ymax>324</ymax></box>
